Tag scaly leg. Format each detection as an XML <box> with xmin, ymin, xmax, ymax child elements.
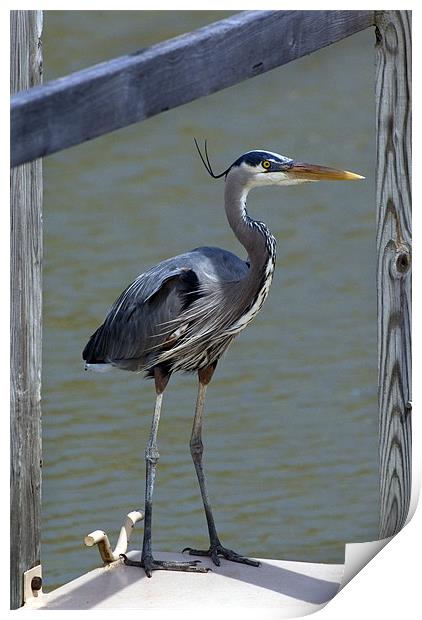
<box><xmin>122</xmin><ymin>366</ymin><xmax>209</xmax><ymax>577</ymax></box>
<box><xmin>183</xmin><ymin>364</ymin><xmax>260</xmax><ymax>568</ymax></box>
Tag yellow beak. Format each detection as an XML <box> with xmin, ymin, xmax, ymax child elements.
<box><xmin>287</xmin><ymin>162</ymin><xmax>365</xmax><ymax>181</ymax></box>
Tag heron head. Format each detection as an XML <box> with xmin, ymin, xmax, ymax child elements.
<box><xmin>194</xmin><ymin>140</ymin><xmax>364</xmax><ymax>189</ymax></box>
<box><xmin>226</xmin><ymin>150</ymin><xmax>365</xmax><ymax>188</ymax></box>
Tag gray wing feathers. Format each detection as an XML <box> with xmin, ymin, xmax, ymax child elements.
<box><xmin>83</xmin><ymin>267</ymin><xmax>198</xmax><ymax>370</ymax></box>
<box><xmin>82</xmin><ymin>247</ymin><xmax>249</xmax><ymax>372</ymax></box>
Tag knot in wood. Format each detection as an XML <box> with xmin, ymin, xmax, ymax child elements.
<box><xmin>390</xmin><ymin>244</ymin><xmax>411</xmax><ymax>279</ymax></box>
<box><xmin>396</xmin><ymin>252</ymin><xmax>410</xmax><ymax>273</ymax></box>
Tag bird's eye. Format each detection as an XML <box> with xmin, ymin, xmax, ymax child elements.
<box><xmin>262</xmin><ymin>160</ymin><xmax>271</xmax><ymax>170</ymax></box>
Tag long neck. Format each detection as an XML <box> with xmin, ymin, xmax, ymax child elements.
<box><xmin>224</xmin><ymin>174</ymin><xmax>275</xmax><ymax>274</ymax></box>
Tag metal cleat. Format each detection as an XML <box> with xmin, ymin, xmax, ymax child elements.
<box><xmin>84</xmin><ymin>510</ymin><xmax>144</xmax><ymax>563</ymax></box>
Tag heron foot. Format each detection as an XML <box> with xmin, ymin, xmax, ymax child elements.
<box><xmin>182</xmin><ymin>543</ymin><xmax>260</xmax><ymax>568</ymax></box>
<box><xmin>120</xmin><ymin>553</ymin><xmax>211</xmax><ymax>578</ymax></box>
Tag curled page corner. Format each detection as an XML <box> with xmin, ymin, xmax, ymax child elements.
<box><xmin>340</xmin><ymin>537</ymin><xmax>393</xmax><ymax>589</ymax></box>
<box><xmin>339</xmin><ymin>476</ymin><xmax>420</xmax><ymax>590</ymax></box>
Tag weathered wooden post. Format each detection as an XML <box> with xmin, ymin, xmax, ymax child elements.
<box><xmin>375</xmin><ymin>10</ymin><xmax>412</xmax><ymax>539</ymax></box>
<box><xmin>10</xmin><ymin>10</ymin><xmax>43</xmax><ymax>609</ymax></box>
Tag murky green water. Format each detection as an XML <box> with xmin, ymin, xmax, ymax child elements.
<box><xmin>42</xmin><ymin>11</ymin><xmax>378</xmax><ymax>591</ymax></box>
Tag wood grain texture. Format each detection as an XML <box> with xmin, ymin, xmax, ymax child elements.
<box><xmin>10</xmin><ymin>10</ymin><xmax>43</xmax><ymax>609</ymax></box>
<box><xmin>11</xmin><ymin>10</ymin><xmax>374</xmax><ymax>166</ymax></box>
<box><xmin>375</xmin><ymin>11</ymin><xmax>412</xmax><ymax>539</ymax></box>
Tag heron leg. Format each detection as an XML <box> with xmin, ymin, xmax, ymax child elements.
<box><xmin>122</xmin><ymin>366</ymin><xmax>209</xmax><ymax>577</ymax></box>
<box><xmin>182</xmin><ymin>364</ymin><xmax>260</xmax><ymax>568</ymax></box>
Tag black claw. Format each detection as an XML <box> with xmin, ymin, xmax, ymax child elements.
<box><xmin>182</xmin><ymin>543</ymin><xmax>259</xmax><ymax>568</ymax></box>
<box><xmin>183</xmin><ymin>546</ymin><xmax>209</xmax><ymax>557</ymax></box>
<box><xmin>121</xmin><ymin>552</ymin><xmax>210</xmax><ymax>575</ymax></box>
<box><xmin>120</xmin><ymin>553</ymin><xmax>143</xmax><ymax>567</ymax></box>
<box><xmin>248</xmin><ymin>559</ymin><xmax>261</xmax><ymax>567</ymax></box>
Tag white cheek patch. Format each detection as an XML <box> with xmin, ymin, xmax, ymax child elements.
<box><xmin>278</xmin><ymin>178</ymin><xmax>318</xmax><ymax>186</ymax></box>
<box><xmin>250</xmin><ymin>171</ymin><xmax>312</xmax><ymax>187</ymax></box>
<box><xmin>267</xmin><ymin>171</ymin><xmax>290</xmax><ymax>182</ymax></box>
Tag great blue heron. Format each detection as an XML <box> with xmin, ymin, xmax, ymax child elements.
<box><xmin>83</xmin><ymin>142</ymin><xmax>363</xmax><ymax>577</ymax></box>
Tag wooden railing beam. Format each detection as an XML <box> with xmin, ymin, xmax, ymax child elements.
<box><xmin>11</xmin><ymin>10</ymin><xmax>374</xmax><ymax>167</ymax></box>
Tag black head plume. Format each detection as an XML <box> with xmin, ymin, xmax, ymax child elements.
<box><xmin>194</xmin><ymin>138</ymin><xmax>230</xmax><ymax>179</ymax></box>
